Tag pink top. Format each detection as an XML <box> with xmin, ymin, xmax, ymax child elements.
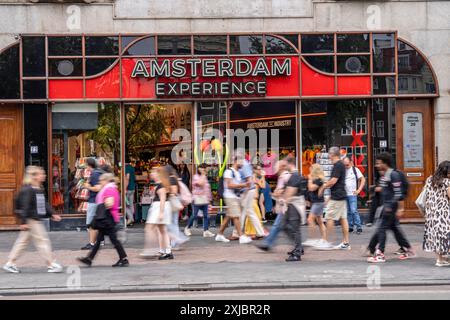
<box><xmin>192</xmin><ymin>174</ymin><xmax>212</xmax><ymax>201</ymax></box>
<box><xmin>262</xmin><ymin>153</ymin><xmax>278</xmax><ymax>176</ymax></box>
<box><xmin>96</xmin><ymin>182</ymin><xmax>121</xmax><ymax>223</ymax></box>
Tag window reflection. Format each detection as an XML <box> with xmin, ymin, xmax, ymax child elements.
<box><xmin>337</xmin><ymin>55</ymin><xmax>370</xmax><ymax>73</ymax></box>
<box><xmin>229</xmin><ymin>35</ymin><xmax>263</xmax><ymax>54</ymax></box>
<box><xmin>85</xmin><ymin>36</ymin><xmax>119</xmax><ymax>56</ymax></box>
<box><xmin>122</xmin><ymin>37</ymin><xmax>155</xmax><ymax>56</ymax></box>
<box><xmin>372</xmin><ymin>33</ymin><xmax>395</xmax><ymax>73</ymax></box>
<box><xmin>337</xmin><ymin>34</ymin><xmax>370</xmax><ymax>53</ymax></box>
<box><xmin>397</xmin><ymin>40</ymin><xmax>436</xmax><ymax>94</ymax></box>
<box><xmin>194</xmin><ymin>35</ymin><xmax>227</xmax><ymax>55</ymax></box>
<box><xmin>301</xmin><ymin>34</ymin><xmax>334</xmax><ymax>53</ymax></box>
<box><xmin>304</xmin><ymin>56</ymin><xmax>334</xmax><ymax>73</ymax></box>
<box><xmin>157</xmin><ymin>36</ymin><xmax>191</xmax><ymax>55</ymax></box>
<box><xmin>0</xmin><ymin>45</ymin><xmax>20</xmax><ymax>99</ymax></box>
<box><xmin>265</xmin><ymin>36</ymin><xmax>296</xmax><ymax>54</ymax></box>
<box><xmin>48</xmin><ymin>36</ymin><xmax>82</xmax><ymax>56</ymax></box>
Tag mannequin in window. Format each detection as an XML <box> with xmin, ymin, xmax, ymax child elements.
<box><xmin>261</xmin><ymin>149</ymin><xmax>278</xmax><ymax>179</ymax></box>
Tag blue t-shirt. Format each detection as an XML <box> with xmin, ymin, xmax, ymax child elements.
<box><xmin>125</xmin><ymin>164</ymin><xmax>136</xmax><ymax>191</ymax></box>
<box><xmin>239</xmin><ymin>160</ymin><xmax>255</xmax><ymax>190</ymax></box>
<box><xmin>88</xmin><ymin>169</ymin><xmax>102</xmax><ymax>203</ymax></box>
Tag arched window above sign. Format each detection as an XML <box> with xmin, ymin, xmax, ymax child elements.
<box><xmin>122</xmin><ymin>36</ymin><xmax>155</xmax><ymax>56</ymax></box>
<box><xmin>0</xmin><ymin>43</ymin><xmax>20</xmax><ymax>99</ymax></box>
<box><xmin>265</xmin><ymin>35</ymin><xmax>297</xmax><ymax>54</ymax></box>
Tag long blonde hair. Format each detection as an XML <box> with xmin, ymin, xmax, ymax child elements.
<box><xmin>310</xmin><ymin>164</ymin><xmax>325</xmax><ymax>181</ymax></box>
<box><xmin>23</xmin><ymin>166</ymin><xmax>43</xmax><ymax>185</ymax></box>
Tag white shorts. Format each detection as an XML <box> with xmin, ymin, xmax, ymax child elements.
<box><xmin>86</xmin><ymin>203</ymin><xmax>97</xmax><ymax>226</ymax></box>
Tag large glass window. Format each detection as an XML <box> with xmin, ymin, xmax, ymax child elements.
<box><xmin>301</xmin><ymin>100</ymin><xmax>369</xmax><ymax>204</ymax></box>
<box><xmin>49</xmin><ymin>58</ymin><xmax>83</xmax><ymax>77</ymax></box>
<box><xmin>51</xmin><ymin>103</ymin><xmax>121</xmax><ymax>214</ymax></box>
<box><xmin>301</xmin><ymin>34</ymin><xmax>334</xmax><ymax>53</ymax></box>
<box><xmin>22</xmin><ymin>36</ymin><xmax>46</xmax><ymax>77</ymax></box>
<box><xmin>157</xmin><ymin>36</ymin><xmax>191</xmax><ymax>55</ymax></box>
<box><xmin>337</xmin><ymin>55</ymin><xmax>370</xmax><ymax>74</ymax></box>
<box><xmin>194</xmin><ymin>35</ymin><xmax>227</xmax><ymax>55</ymax></box>
<box><xmin>85</xmin><ymin>36</ymin><xmax>119</xmax><ymax>56</ymax></box>
<box><xmin>48</xmin><ymin>36</ymin><xmax>82</xmax><ymax>56</ymax></box>
<box><xmin>265</xmin><ymin>35</ymin><xmax>297</xmax><ymax>54</ymax></box>
<box><xmin>397</xmin><ymin>40</ymin><xmax>436</xmax><ymax>94</ymax></box>
<box><xmin>229</xmin><ymin>35</ymin><xmax>263</xmax><ymax>54</ymax></box>
<box><xmin>0</xmin><ymin>45</ymin><xmax>20</xmax><ymax>99</ymax></box>
<box><xmin>122</xmin><ymin>36</ymin><xmax>155</xmax><ymax>56</ymax></box>
<box><xmin>372</xmin><ymin>33</ymin><xmax>395</xmax><ymax>73</ymax></box>
<box><xmin>337</xmin><ymin>33</ymin><xmax>370</xmax><ymax>53</ymax></box>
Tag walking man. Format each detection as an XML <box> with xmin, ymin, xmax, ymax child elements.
<box><xmin>125</xmin><ymin>159</ymin><xmax>136</xmax><ymax>226</ymax></box>
<box><xmin>367</xmin><ymin>152</ymin><xmax>416</xmax><ymax>263</ymax></box>
<box><xmin>215</xmin><ymin>156</ymin><xmax>253</xmax><ymax>244</ymax></box>
<box><xmin>81</xmin><ymin>158</ymin><xmax>103</xmax><ymax>250</ymax></box>
<box><xmin>316</xmin><ymin>147</ymin><xmax>351</xmax><ymax>250</ymax></box>
<box><xmin>3</xmin><ymin>166</ymin><xmax>63</xmax><ymax>273</ymax></box>
<box><xmin>343</xmin><ymin>156</ymin><xmax>366</xmax><ymax>234</ymax></box>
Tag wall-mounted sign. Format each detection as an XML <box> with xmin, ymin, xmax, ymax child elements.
<box><xmin>30</xmin><ymin>146</ymin><xmax>39</xmax><ymax>154</ymax></box>
<box><xmin>379</xmin><ymin>140</ymin><xmax>387</xmax><ymax>148</ymax></box>
<box><xmin>403</xmin><ymin>112</ymin><xmax>423</xmax><ymax>169</ymax></box>
<box><xmin>131</xmin><ymin>57</ymin><xmax>291</xmax><ymax>97</ymax></box>
<box><xmin>247</xmin><ymin>119</ymin><xmax>293</xmax><ymax>129</ymax></box>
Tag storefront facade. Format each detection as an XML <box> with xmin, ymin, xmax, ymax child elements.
<box><xmin>0</xmin><ymin>1</ymin><xmax>447</xmax><ymax>229</ymax></box>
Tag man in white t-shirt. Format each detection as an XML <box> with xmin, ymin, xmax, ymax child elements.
<box><xmin>215</xmin><ymin>156</ymin><xmax>253</xmax><ymax>244</ymax></box>
<box><xmin>343</xmin><ymin>156</ymin><xmax>366</xmax><ymax>234</ymax></box>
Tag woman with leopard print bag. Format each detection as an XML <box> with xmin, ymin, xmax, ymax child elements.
<box><xmin>423</xmin><ymin>161</ymin><xmax>450</xmax><ymax>267</ymax></box>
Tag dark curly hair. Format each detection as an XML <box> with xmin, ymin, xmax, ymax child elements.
<box><xmin>431</xmin><ymin>161</ymin><xmax>450</xmax><ymax>188</ymax></box>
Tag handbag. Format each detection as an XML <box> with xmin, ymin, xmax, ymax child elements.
<box><xmin>193</xmin><ymin>195</ymin><xmax>209</xmax><ymax>205</ymax></box>
<box><xmin>91</xmin><ymin>203</ymin><xmax>115</xmax><ymax>230</ymax></box>
<box><xmin>415</xmin><ymin>187</ymin><xmax>427</xmax><ymax>216</ymax></box>
<box><xmin>169</xmin><ymin>195</ymin><xmax>184</xmax><ymax>212</ymax></box>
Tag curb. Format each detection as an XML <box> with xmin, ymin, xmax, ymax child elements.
<box><xmin>1</xmin><ymin>280</ymin><xmax>450</xmax><ymax>297</ymax></box>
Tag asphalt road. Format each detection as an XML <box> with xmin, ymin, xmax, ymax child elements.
<box><xmin>4</xmin><ymin>286</ymin><xmax>450</xmax><ymax>300</ymax></box>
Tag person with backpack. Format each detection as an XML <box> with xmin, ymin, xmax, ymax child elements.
<box><xmin>367</xmin><ymin>152</ymin><xmax>416</xmax><ymax>263</ymax></box>
<box><xmin>343</xmin><ymin>156</ymin><xmax>366</xmax><ymax>234</ymax></box>
<box><xmin>78</xmin><ymin>173</ymin><xmax>129</xmax><ymax>267</ymax></box>
<box><xmin>3</xmin><ymin>166</ymin><xmax>63</xmax><ymax>274</ymax></box>
<box><xmin>215</xmin><ymin>156</ymin><xmax>253</xmax><ymax>244</ymax></box>
<box><xmin>81</xmin><ymin>158</ymin><xmax>104</xmax><ymax>250</ymax></box>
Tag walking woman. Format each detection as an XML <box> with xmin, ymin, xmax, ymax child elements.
<box><xmin>303</xmin><ymin>164</ymin><xmax>327</xmax><ymax>247</ymax></box>
<box><xmin>144</xmin><ymin>167</ymin><xmax>174</xmax><ymax>260</ymax></box>
<box><xmin>423</xmin><ymin>161</ymin><xmax>450</xmax><ymax>267</ymax></box>
<box><xmin>78</xmin><ymin>173</ymin><xmax>129</xmax><ymax>267</ymax></box>
<box><xmin>3</xmin><ymin>166</ymin><xmax>63</xmax><ymax>273</ymax></box>
<box><xmin>184</xmin><ymin>164</ymin><xmax>215</xmax><ymax>238</ymax></box>
<box><xmin>244</xmin><ymin>165</ymin><xmax>266</xmax><ymax>238</ymax></box>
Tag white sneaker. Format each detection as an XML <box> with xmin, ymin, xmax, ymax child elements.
<box><xmin>3</xmin><ymin>263</ymin><xmax>20</xmax><ymax>274</ymax></box>
<box><xmin>334</xmin><ymin>242</ymin><xmax>351</xmax><ymax>251</ymax></box>
<box><xmin>215</xmin><ymin>234</ymin><xmax>230</xmax><ymax>243</ymax></box>
<box><xmin>314</xmin><ymin>241</ymin><xmax>334</xmax><ymax>251</ymax></box>
<box><xmin>203</xmin><ymin>230</ymin><xmax>215</xmax><ymax>238</ymax></box>
<box><xmin>435</xmin><ymin>260</ymin><xmax>450</xmax><ymax>267</ymax></box>
<box><xmin>239</xmin><ymin>235</ymin><xmax>253</xmax><ymax>244</ymax></box>
<box><xmin>47</xmin><ymin>262</ymin><xmax>63</xmax><ymax>273</ymax></box>
<box><xmin>184</xmin><ymin>227</ymin><xmax>192</xmax><ymax>237</ymax></box>
<box><xmin>303</xmin><ymin>239</ymin><xmax>320</xmax><ymax>247</ymax></box>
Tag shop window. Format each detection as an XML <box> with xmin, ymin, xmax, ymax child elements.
<box><xmin>303</xmin><ymin>55</ymin><xmax>334</xmax><ymax>73</ymax></box>
<box><xmin>412</xmin><ymin>78</ymin><xmax>418</xmax><ymax>90</ymax></box>
<box><xmin>85</xmin><ymin>36</ymin><xmax>119</xmax><ymax>56</ymax></box>
<box><xmin>337</xmin><ymin>55</ymin><xmax>370</xmax><ymax>74</ymax></box>
<box><xmin>356</xmin><ymin>117</ymin><xmax>367</xmax><ymax>134</ymax></box>
<box><xmin>337</xmin><ymin>33</ymin><xmax>370</xmax><ymax>53</ymax></box>
<box><xmin>341</xmin><ymin>119</ymin><xmax>353</xmax><ymax>136</ymax></box>
<box><xmin>375</xmin><ymin>99</ymin><xmax>384</xmax><ymax>112</ymax></box>
<box><xmin>49</xmin><ymin>58</ymin><xmax>83</xmax><ymax>77</ymax></box>
<box><xmin>0</xmin><ymin>44</ymin><xmax>20</xmax><ymax>99</ymax></box>
<box><xmin>373</xmin><ymin>76</ymin><xmax>396</xmax><ymax>95</ymax></box>
<box><xmin>276</xmin><ymin>34</ymin><xmax>299</xmax><ymax>50</ymax></box>
<box><xmin>52</xmin><ymin>103</ymin><xmax>122</xmax><ymax>214</ymax></box>
<box><xmin>301</xmin><ymin>100</ymin><xmax>369</xmax><ymax>202</ymax></box>
<box><xmin>372</xmin><ymin>33</ymin><xmax>395</xmax><ymax>73</ymax></box>
<box><xmin>122</xmin><ymin>36</ymin><xmax>155</xmax><ymax>56</ymax></box>
<box><xmin>86</xmin><ymin>58</ymin><xmax>118</xmax><ymax>76</ymax></box>
<box><xmin>265</xmin><ymin>35</ymin><xmax>297</xmax><ymax>54</ymax></box>
<box><xmin>397</xmin><ymin>40</ymin><xmax>436</xmax><ymax>94</ymax></box>
<box><xmin>229</xmin><ymin>35</ymin><xmax>263</xmax><ymax>54</ymax></box>
<box><xmin>23</xmin><ymin>80</ymin><xmax>46</xmax><ymax>99</ymax></box>
<box><xmin>157</xmin><ymin>36</ymin><xmax>191</xmax><ymax>55</ymax></box>
<box><xmin>48</xmin><ymin>36</ymin><xmax>82</xmax><ymax>56</ymax></box>
<box><xmin>22</xmin><ymin>36</ymin><xmax>46</xmax><ymax>77</ymax></box>
<box><xmin>194</xmin><ymin>35</ymin><xmax>227</xmax><ymax>55</ymax></box>
<box><xmin>301</xmin><ymin>34</ymin><xmax>334</xmax><ymax>53</ymax></box>
<box><xmin>376</xmin><ymin>120</ymin><xmax>385</xmax><ymax>138</ymax></box>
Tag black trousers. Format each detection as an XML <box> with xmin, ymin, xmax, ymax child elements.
<box><xmin>280</xmin><ymin>204</ymin><xmax>303</xmax><ymax>256</ymax></box>
<box><xmin>89</xmin><ymin>227</ymin><xmax>127</xmax><ymax>260</ymax></box>
<box><xmin>368</xmin><ymin>206</ymin><xmax>410</xmax><ymax>254</ymax></box>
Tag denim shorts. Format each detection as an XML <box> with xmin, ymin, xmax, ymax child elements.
<box><xmin>310</xmin><ymin>202</ymin><xmax>325</xmax><ymax>216</ymax></box>
<box><xmin>86</xmin><ymin>202</ymin><xmax>98</xmax><ymax>226</ymax></box>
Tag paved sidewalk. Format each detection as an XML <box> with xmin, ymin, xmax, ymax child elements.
<box><xmin>0</xmin><ymin>224</ymin><xmax>447</xmax><ymax>296</ymax></box>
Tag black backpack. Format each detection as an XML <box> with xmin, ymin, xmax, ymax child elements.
<box><xmin>91</xmin><ymin>203</ymin><xmax>115</xmax><ymax>230</ymax></box>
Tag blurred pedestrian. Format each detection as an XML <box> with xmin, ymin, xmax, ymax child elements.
<box><xmin>125</xmin><ymin>159</ymin><xmax>136</xmax><ymax>226</ymax></box>
<box><xmin>3</xmin><ymin>166</ymin><xmax>63</xmax><ymax>273</ymax></box>
<box><xmin>184</xmin><ymin>164</ymin><xmax>215</xmax><ymax>238</ymax></box>
<box><xmin>78</xmin><ymin>173</ymin><xmax>129</xmax><ymax>267</ymax></box>
<box><xmin>343</xmin><ymin>156</ymin><xmax>366</xmax><ymax>234</ymax></box>
<box><xmin>423</xmin><ymin>161</ymin><xmax>450</xmax><ymax>267</ymax></box>
<box><xmin>177</xmin><ymin>162</ymin><xmax>191</xmax><ymax>221</ymax></box>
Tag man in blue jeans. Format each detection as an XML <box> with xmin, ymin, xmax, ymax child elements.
<box><xmin>343</xmin><ymin>157</ymin><xmax>366</xmax><ymax>234</ymax></box>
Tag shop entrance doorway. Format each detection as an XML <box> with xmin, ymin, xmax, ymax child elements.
<box><xmin>0</xmin><ymin>104</ymin><xmax>23</xmax><ymax>229</ymax></box>
<box><xmin>124</xmin><ymin>103</ymin><xmax>192</xmax><ymax>223</ymax></box>
<box><xmin>396</xmin><ymin>99</ymin><xmax>434</xmax><ymax>219</ymax></box>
